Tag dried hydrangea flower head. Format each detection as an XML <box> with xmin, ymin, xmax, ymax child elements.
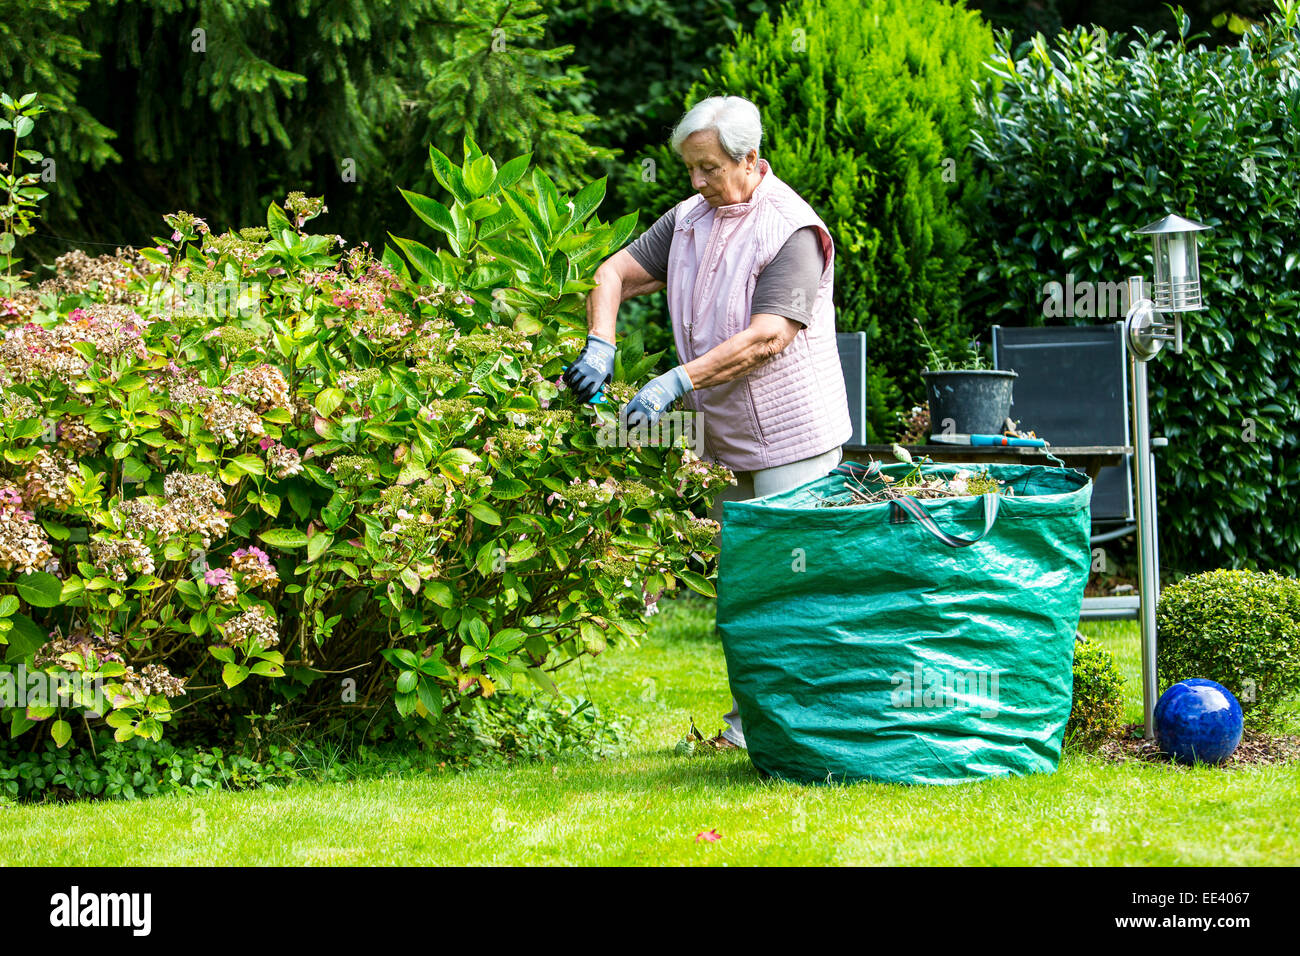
<box><xmin>220</xmin><ymin>604</ymin><xmax>279</xmax><ymax>652</ymax></box>
<box><xmin>22</xmin><ymin>448</ymin><xmax>79</xmax><ymax>510</ymax></box>
<box><xmin>230</xmin><ymin>546</ymin><xmax>280</xmax><ymax>589</ymax></box>
<box><xmin>201</xmin><ymin>397</ymin><xmax>265</xmax><ymax>445</ymax></box>
<box><xmin>117</xmin><ymin>662</ymin><xmax>187</xmax><ymax>701</ymax></box>
<box><xmin>56</xmin><ymin>416</ymin><xmax>102</xmax><ymax>456</ymax></box>
<box><xmin>224</xmin><ymin>363</ymin><xmax>291</xmax><ymax>414</ymax></box>
<box><xmin>90</xmin><ymin>535</ymin><xmax>156</xmax><ymax>583</ymax></box>
<box><xmin>260</xmin><ymin>439</ymin><xmax>303</xmax><ymax>479</ymax></box>
<box><xmin>160</xmin><ymin>472</ymin><xmax>233</xmax><ymax>548</ymax></box>
<box><xmin>0</xmin><ymin>482</ymin><xmax>54</xmax><ymax>573</ymax></box>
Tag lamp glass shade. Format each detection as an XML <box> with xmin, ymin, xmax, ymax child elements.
<box><xmin>1137</xmin><ymin>214</ymin><xmax>1209</xmax><ymax>312</ymax></box>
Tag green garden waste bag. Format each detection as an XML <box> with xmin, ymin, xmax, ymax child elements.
<box><xmin>716</xmin><ymin>460</ymin><xmax>1092</xmax><ymax>785</ymax></box>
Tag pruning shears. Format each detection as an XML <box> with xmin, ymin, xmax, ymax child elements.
<box><xmin>560</xmin><ymin>364</ymin><xmax>607</xmax><ymax>404</ymax></box>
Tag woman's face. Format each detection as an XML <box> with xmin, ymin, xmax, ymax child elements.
<box><xmin>680</xmin><ymin>130</ymin><xmax>759</xmax><ymax>207</ymax></box>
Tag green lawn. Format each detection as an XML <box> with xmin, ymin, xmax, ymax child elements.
<box><xmin>2</xmin><ymin>597</ymin><xmax>1297</xmax><ymax>866</ymax></box>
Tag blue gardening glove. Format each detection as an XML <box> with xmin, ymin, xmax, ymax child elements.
<box><xmin>562</xmin><ymin>334</ymin><xmax>616</xmax><ymax>403</ymax></box>
<box><xmin>624</xmin><ymin>366</ymin><xmax>694</xmax><ymax>429</ymax></box>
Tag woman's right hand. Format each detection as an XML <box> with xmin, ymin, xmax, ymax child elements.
<box><xmin>562</xmin><ymin>334</ymin><xmax>616</xmax><ymax>402</ymax></box>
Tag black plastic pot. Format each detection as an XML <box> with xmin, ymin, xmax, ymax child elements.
<box><xmin>922</xmin><ymin>369</ymin><xmax>1018</xmax><ymax>436</ymax></box>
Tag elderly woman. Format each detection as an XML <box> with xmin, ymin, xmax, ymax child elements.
<box><xmin>564</xmin><ymin>94</ymin><xmax>852</xmax><ymax>750</ymax></box>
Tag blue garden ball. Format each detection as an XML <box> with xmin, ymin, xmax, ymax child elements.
<box><xmin>1154</xmin><ymin>678</ymin><xmax>1243</xmax><ymax>766</ymax></box>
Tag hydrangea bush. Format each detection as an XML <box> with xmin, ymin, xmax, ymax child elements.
<box><xmin>0</xmin><ymin>140</ymin><xmax>734</xmax><ymax>748</ymax></box>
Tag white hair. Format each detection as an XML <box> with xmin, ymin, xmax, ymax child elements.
<box><xmin>669</xmin><ymin>95</ymin><xmax>762</xmax><ymax>163</ymax></box>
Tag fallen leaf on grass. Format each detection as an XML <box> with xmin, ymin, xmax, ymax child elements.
<box><xmin>695</xmin><ymin>828</ymin><xmax>721</xmax><ymax>843</ymax></box>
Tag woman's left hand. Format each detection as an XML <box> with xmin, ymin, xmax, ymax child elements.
<box><xmin>623</xmin><ymin>366</ymin><xmax>695</xmax><ymax>429</ymax></box>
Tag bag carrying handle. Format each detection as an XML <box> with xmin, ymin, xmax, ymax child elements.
<box><xmin>889</xmin><ymin>493</ymin><xmax>1000</xmax><ymax>548</ymax></box>
<box><xmin>833</xmin><ymin>459</ymin><xmax>883</xmax><ymax>479</ymax></box>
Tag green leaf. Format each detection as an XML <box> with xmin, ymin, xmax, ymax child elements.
<box><xmin>400</xmin><ymin>567</ymin><xmax>421</xmax><ymax>594</ymax></box>
<box><xmin>321</xmin><ymin>494</ymin><xmax>354</xmax><ymax>530</ymax></box>
<box><xmin>315</xmin><ymin>387</ymin><xmax>345</xmax><ymax>418</ymax></box>
<box><xmin>391</xmin><ymin>234</ymin><xmax>447</xmax><ymax>276</ymax></box>
<box><xmin>383</xmin><ymin>648</ymin><xmax>419</xmax><ymax>669</ymax></box>
<box><xmin>678</xmin><ymin>570</ymin><xmax>716</xmax><ymax>597</ymax></box>
<box><xmin>249</xmin><ymin>660</ymin><xmax>284</xmax><ymax>678</ymax></box>
<box><xmin>259</xmin><ymin>528</ymin><xmax>309</xmax><ymax>549</ymax></box>
<box><xmin>394</xmin><ymin>689</ymin><xmax>418</xmax><ymax>719</ymax></box>
<box><xmin>0</xmin><ymin>596</ymin><xmax>16</xmax><ymax>617</ymax></box>
<box><xmin>566</xmin><ymin>177</ymin><xmax>606</xmax><ymax>228</ymax></box>
<box><xmin>491</xmin><ymin>476</ymin><xmax>529</xmax><ymax>499</ymax></box>
<box><xmin>607</xmin><ymin>211</ymin><xmax>639</xmax><ymax>251</ymax></box>
<box><xmin>9</xmin><ymin>711</ymin><xmax>35</xmax><ymax>739</ymax></box>
<box><xmin>267</xmin><ymin>202</ymin><xmax>293</xmax><ymax>234</ymax></box>
<box><xmin>400</xmin><ymin>188</ymin><xmax>456</xmax><ymax>237</ymax></box>
<box><xmin>438</xmin><ymin>447</ymin><xmax>480</xmax><ymax>484</ymax></box>
<box><xmin>525</xmin><ymin>667</ymin><xmax>560</xmax><ymax>697</ymax></box>
<box><xmin>479</xmin><ymin>235</ymin><xmax>543</xmax><ymax>273</ymax></box>
<box><xmin>120</xmin><ymin>457</ymin><xmax>151</xmax><ymax>484</ymax></box>
<box><xmin>396</xmin><ymin>669</ymin><xmax>418</xmax><ymax>694</ymax></box>
<box><xmin>463</xmin><ymin>196</ymin><xmax>502</xmax><ymax>221</ymax></box>
<box><xmin>222</xmin><ymin>663</ymin><xmax>250</xmax><ymax>688</ymax></box>
<box><xmin>232</xmin><ymin>453</ymin><xmax>265</xmax><ymax>476</ymax></box>
<box><xmin>466</xmin><ymin>615</ymin><xmax>490</xmax><ymax>649</ymax></box>
<box><xmin>16</xmin><ymin>571</ymin><xmax>63</xmax><ymax>608</ymax></box>
<box><xmin>307</xmin><ymin>531</ymin><xmax>333</xmax><ymax>563</ymax></box>
<box><xmin>501</xmin><ymin>189</ymin><xmax>550</xmax><ymax>247</ymax></box>
<box><xmin>416</xmin><ymin>675</ymin><xmax>441</xmax><ymax>714</ymax></box>
<box><xmin>427</xmin><ymin>144</ymin><xmax>457</xmax><ymax>196</ymax></box>
<box><xmin>495</xmin><ymin>153</ymin><xmax>532</xmax><ymax>189</ymax></box>
<box><xmin>463</xmin><ymin>154</ymin><xmax>497</xmax><ymax>197</ymax></box>
<box><xmin>507</xmin><ymin>538</ymin><xmax>537</xmax><ymax>563</ymax></box>
<box><xmin>424</xmin><ymin>579</ymin><xmax>455</xmax><ymax>608</ymax></box>
<box><xmin>50</xmin><ymin>719</ymin><xmax>72</xmax><ymax>748</ymax></box>
<box><xmin>468</xmin><ymin>502</ymin><xmax>501</xmax><ymax>525</ymax></box>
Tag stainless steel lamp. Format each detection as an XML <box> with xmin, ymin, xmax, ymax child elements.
<box><xmin>1124</xmin><ymin>213</ymin><xmax>1210</xmax><ymax>738</ymax></box>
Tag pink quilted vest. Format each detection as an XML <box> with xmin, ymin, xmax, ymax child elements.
<box><xmin>666</xmin><ymin>158</ymin><xmax>852</xmax><ymax>472</ymax></box>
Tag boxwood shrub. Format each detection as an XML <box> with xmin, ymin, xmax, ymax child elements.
<box><xmin>1156</xmin><ymin>568</ymin><xmax>1300</xmax><ymax>727</ymax></box>
<box><xmin>1066</xmin><ymin>637</ymin><xmax>1126</xmax><ymax>746</ymax></box>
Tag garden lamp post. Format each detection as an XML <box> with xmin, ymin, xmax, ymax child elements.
<box><xmin>1124</xmin><ymin>213</ymin><xmax>1211</xmax><ymax>739</ymax></box>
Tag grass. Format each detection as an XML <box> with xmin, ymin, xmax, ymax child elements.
<box><xmin>1</xmin><ymin>596</ymin><xmax>1297</xmax><ymax>866</ymax></box>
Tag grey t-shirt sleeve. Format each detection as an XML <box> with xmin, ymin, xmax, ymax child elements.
<box><xmin>624</xmin><ymin>208</ymin><xmax>676</xmax><ymax>283</ymax></box>
<box><xmin>751</xmin><ymin>225</ymin><xmax>825</xmax><ymax>326</ymax></box>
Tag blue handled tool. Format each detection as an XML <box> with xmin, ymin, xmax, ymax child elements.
<box><xmin>932</xmin><ymin>432</ymin><xmax>1048</xmax><ymax>448</ymax></box>
<box><xmin>970</xmin><ymin>433</ymin><xmax>1047</xmax><ymax>447</ymax></box>
<box><xmin>560</xmin><ymin>364</ymin><xmax>607</xmax><ymax>404</ymax></box>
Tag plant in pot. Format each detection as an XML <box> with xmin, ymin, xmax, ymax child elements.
<box><xmin>914</xmin><ymin>318</ymin><xmax>1017</xmax><ymax>440</ymax></box>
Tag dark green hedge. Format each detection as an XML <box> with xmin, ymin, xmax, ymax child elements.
<box><xmin>968</xmin><ymin>5</ymin><xmax>1300</xmax><ymax>572</ymax></box>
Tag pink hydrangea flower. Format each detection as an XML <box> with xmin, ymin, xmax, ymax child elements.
<box><xmin>231</xmin><ymin>546</ymin><xmax>272</xmax><ymax>568</ymax></box>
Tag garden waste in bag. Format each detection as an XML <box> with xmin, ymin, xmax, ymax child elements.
<box><xmin>716</xmin><ymin>460</ymin><xmax>1092</xmax><ymax>785</ymax></box>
